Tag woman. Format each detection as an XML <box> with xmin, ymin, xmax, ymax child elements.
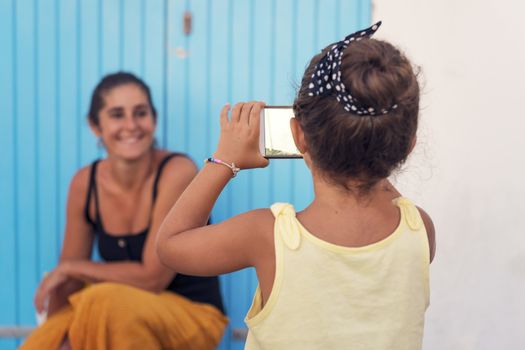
<box><xmin>22</xmin><ymin>72</ymin><xmax>227</xmax><ymax>350</ymax></box>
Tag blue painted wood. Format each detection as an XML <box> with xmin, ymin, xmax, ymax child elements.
<box><xmin>338</xmin><ymin>0</ymin><xmax>361</xmax><ymax>34</ymax></box>
<box><xmin>15</xmin><ymin>0</ymin><xmax>38</xmax><ymax>329</ymax></box>
<box><xmin>0</xmin><ymin>1</ymin><xmax>370</xmax><ymax>349</ymax></box>
<box><xmin>186</xmin><ymin>0</ymin><xmax>210</xmax><ymax>165</ymax></box>
<box><xmin>122</xmin><ymin>0</ymin><xmax>143</xmax><ymax>72</ymax></box>
<box><xmin>79</xmin><ymin>0</ymin><xmax>102</xmax><ymax>166</ymax></box>
<box><xmin>143</xmin><ymin>0</ymin><xmax>167</xmax><ymax>147</ymax></box>
<box><xmin>101</xmin><ymin>0</ymin><xmax>120</xmax><ymax>74</ymax></box>
<box><xmin>166</xmin><ymin>0</ymin><xmax>188</xmax><ymax>153</ymax></box>
<box><xmin>37</xmin><ymin>0</ymin><xmax>60</xmax><ymax>281</ymax></box>
<box><xmin>57</xmin><ymin>0</ymin><xmax>80</xmax><ymax>247</ymax></box>
<box><xmin>0</xmin><ymin>0</ymin><xmax>18</xmax><ymax>348</ymax></box>
<box><xmin>359</xmin><ymin>0</ymin><xmax>372</xmax><ymax>27</ymax></box>
<box><xmin>318</xmin><ymin>0</ymin><xmax>339</xmax><ymax>48</ymax></box>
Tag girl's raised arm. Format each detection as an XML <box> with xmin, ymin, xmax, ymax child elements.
<box><xmin>156</xmin><ymin>102</ymin><xmax>273</xmax><ymax>276</ymax></box>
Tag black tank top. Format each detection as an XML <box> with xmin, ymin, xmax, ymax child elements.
<box><xmin>84</xmin><ymin>154</ymin><xmax>224</xmax><ymax>313</ymax></box>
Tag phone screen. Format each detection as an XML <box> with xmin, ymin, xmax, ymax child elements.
<box><xmin>260</xmin><ymin>106</ymin><xmax>302</xmax><ymax>158</ymax></box>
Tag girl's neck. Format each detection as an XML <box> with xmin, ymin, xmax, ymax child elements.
<box><xmin>106</xmin><ymin>149</ymin><xmax>155</xmax><ymax>191</ymax></box>
<box><xmin>310</xmin><ymin>171</ymin><xmax>395</xmax><ymax>212</ymax></box>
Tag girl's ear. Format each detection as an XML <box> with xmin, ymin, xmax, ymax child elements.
<box><xmin>89</xmin><ymin>118</ymin><xmax>102</xmax><ymax>138</ymax></box>
<box><xmin>290</xmin><ymin>117</ymin><xmax>314</xmax><ymax>169</ymax></box>
<box><xmin>290</xmin><ymin>118</ymin><xmax>307</xmax><ymax>154</ymax></box>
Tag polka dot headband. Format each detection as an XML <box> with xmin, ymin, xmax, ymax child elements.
<box><xmin>308</xmin><ymin>21</ymin><xmax>398</xmax><ymax>116</ymax></box>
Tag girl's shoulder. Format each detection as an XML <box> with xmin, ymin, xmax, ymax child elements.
<box><xmin>214</xmin><ymin>208</ymin><xmax>275</xmax><ymax>248</ymax></box>
<box><xmin>216</xmin><ymin>208</ymin><xmax>275</xmax><ymax>234</ymax></box>
<box><xmin>238</xmin><ymin>208</ymin><xmax>275</xmax><ymax>226</ymax></box>
<box><xmin>220</xmin><ymin>208</ymin><xmax>276</xmax><ymax>264</ymax></box>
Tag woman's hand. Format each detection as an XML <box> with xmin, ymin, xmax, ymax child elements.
<box><xmin>34</xmin><ymin>264</ymin><xmax>70</xmax><ymax>313</ymax></box>
<box><xmin>214</xmin><ymin>102</ymin><xmax>269</xmax><ymax>170</ymax></box>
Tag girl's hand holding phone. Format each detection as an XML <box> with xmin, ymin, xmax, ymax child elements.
<box><xmin>214</xmin><ymin>102</ymin><xmax>269</xmax><ymax>170</ymax></box>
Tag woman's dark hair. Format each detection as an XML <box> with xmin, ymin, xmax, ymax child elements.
<box><xmin>88</xmin><ymin>72</ymin><xmax>157</xmax><ymax>126</ymax></box>
<box><xmin>293</xmin><ymin>38</ymin><xmax>420</xmax><ymax>193</ymax></box>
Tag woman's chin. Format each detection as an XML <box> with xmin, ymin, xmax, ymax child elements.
<box><xmin>111</xmin><ymin>144</ymin><xmax>154</xmax><ymax>161</ymax></box>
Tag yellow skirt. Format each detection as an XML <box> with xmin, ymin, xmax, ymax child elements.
<box><xmin>21</xmin><ymin>283</ymin><xmax>228</xmax><ymax>350</ymax></box>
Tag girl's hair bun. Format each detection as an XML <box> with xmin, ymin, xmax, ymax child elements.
<box><xmin>293</xmin><ymin>38</ymin><xmax>420</xmax><ymax>193</ymax></box>
<box><xmin>340</xmin><ymin>39</ymin><xmax>419</xmax><ymax>116</ymax></box>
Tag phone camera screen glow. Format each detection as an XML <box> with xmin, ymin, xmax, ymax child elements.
<box><xmin>262</xmin><ymin>107</ymin><xmax>301</xmax><ymax>158</ymax></box>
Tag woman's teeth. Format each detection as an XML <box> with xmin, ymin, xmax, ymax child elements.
<box><xmin>121</xmin><ymin>137</ymin><xmax>140</xmax><ymax>144</ymax></box>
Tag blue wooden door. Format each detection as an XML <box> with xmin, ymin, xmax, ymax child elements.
<box><xmin>0</xmin><ymin>1</ymin><xmax>370</xmax><ymax>349</ymax></box>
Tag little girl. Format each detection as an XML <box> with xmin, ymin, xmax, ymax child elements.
<box><xmin>157</xmin><ymin>22</ymin><xmax>435</xmax><ymax>350</ymax></box>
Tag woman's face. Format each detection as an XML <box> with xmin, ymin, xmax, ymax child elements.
<box><xmin>92</xmin><ymin>84</ymin><xmax>156</xmax><ymax>160</ymax></box>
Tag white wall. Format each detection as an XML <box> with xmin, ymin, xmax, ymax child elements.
<box><xmin>372</xmin><ymin>0</ymin><xmax>525</xmax><ymax>348</ymax></box>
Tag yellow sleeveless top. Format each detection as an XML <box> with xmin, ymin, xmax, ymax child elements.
<box><xmin>244</xmin><ymin>197</ymin><xmax>430</xmax><ymax>350</ymax></box>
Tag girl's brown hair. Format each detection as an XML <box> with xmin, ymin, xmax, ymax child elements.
<box><xmin>293</xmin><ymin>38</ymin><xmax>420</xmax><ymax>193</ymax></box>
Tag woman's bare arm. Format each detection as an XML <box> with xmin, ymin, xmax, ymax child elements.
<box><xmin>59</xmin><ymin>156</ymin><xmax>198</xmax><ymax>292</ymax></box>
<box><xmin>45</xmin><ymin>167</ymin><xmax>94</xmax><ymax>314</ymax></box>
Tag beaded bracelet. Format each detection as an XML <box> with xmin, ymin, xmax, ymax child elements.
<box><xmin>204</xmin><ymin>157</ymin><xmax>240</xmax><ymax>177</ymax></box>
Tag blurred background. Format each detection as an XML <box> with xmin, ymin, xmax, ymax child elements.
<box><xmin>0</xmin><ymin>0</ymin><xmax>370</xmax><ymax>349</ymax></box>
<box><xmin>1</xmin><ymin>0</ymin><xmax>524</xmax><ymax>349</ymax></box>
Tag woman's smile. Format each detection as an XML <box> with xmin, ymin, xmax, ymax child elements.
<box><xmin>93</xmin><ymin>83</ymin><xmax>157</xmax><ymax>160</ymax></box>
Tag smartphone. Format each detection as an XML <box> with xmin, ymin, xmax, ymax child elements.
<box><xmin>259</xmin><ymin>106</ymin><xmax>302</xmax><ymax>159</ymax></box>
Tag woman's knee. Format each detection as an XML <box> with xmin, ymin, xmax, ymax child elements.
<box><xmin>77</xmin><ymin>283</ymin><xmax>146</xmax><ymax>308</ymax></box>
<box><xmin>83</xmin><ymin>282</ymin><xmax>135</xmax><ymax>297</ymax></box>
